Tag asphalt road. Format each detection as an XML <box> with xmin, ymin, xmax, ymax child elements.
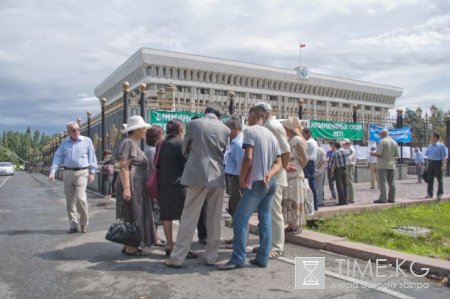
<box><xmin>0</xmin><ymin>172</ymin><xmax>448</xmax><ymax>299</ymax></box>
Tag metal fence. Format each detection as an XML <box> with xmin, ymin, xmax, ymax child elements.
<box><xmin>38</xmin><ymin>92</ymin><xmax>450</xmax><ymax>191</ymax></box>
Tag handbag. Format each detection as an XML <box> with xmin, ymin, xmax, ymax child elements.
<box><xmin>105</xmin><ymin>220</ymin><xmax>141</xmax><ymax>247</ymax></box>
<box><xmin>145</xmin><ymin>143</ymin><xmax>161</xmax><ymax>199</ymax></box>
<box><xmin>102</xmin><ymin>164</ymin><xmax>114</xmax><ymax>176</ymax></box>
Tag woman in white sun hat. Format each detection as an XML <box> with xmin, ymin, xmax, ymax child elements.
<box><xmin>115</xmin><ymin>115</ymin><xmax>154</xmax><ymax>256</ymax></box>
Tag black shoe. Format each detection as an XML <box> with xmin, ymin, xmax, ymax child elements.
<box><xmin>216</xmin><ymin>261</ymin><xmax>244</xmax><ymax>271</ymax></box>
<box><xmin>67</xmin><ymin>228</ymin><xmax>78</xmax><ymax>234</ymax></box>
<box><xmin>437</xmin><ymin>195</ymin><xmax>442</xmax><ymax>200</ymax></box>
<box><xmin>425</xmin><ymin>195</ymin><xmax>433</xmax><ymax>198</ymax></box>
<box><xmin>198</xmin><ymin>239</ymin><xmax>207</xmax><ymax>245</ymax></box>
<box><xmin>335</xmin><ymin>203</ymin><xmax>347</xmax><ymax>206</ymax></box>
<box><xmin>249</xmin><ymin>259</ymin><xmax>266</xmax><ymax>268</ymax></box>
<box><xmin>373</xmin><ymin>200</ymin><xmax>387</xmax><ymax>204</ymax></box>
<box><xmin>387</xmin><ymin>200</ymin><xmax>395</xmax><ymax>203</ymax></box>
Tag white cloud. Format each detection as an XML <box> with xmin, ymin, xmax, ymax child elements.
<box><xmin>0</xmin><ymin>0</ymin><xmax>450</xmax><ymax>134</ymax></box>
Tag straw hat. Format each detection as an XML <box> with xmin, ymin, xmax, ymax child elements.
<box><xmin>123</xmin><ymin>115</ymin><xmax>151</xmax><ymax>133</ymax></box>
<box><xmin>283</xmin><ymin>116</ymin><xmax>302</xmax><ymax>136</ymax></box>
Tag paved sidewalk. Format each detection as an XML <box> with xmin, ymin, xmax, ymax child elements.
<box><xmin>246</xmin><ymin>177</ymin><xmax>450</xmax><ymax>278</ymax></box>
<box><xmin>307</xmin><ymin>176</ymin><xmax>450</xmax><ymax>219</ymax></box>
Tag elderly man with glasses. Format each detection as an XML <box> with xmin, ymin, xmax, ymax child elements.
<box><xmin>49</xmin><ymin>122</ymin><xmax>97</xmax><ymax>233</ymax></box>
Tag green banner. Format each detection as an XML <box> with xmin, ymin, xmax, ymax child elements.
<box><xmin>149</xmin><ymin>110</ymin><xmax>232</xmax><ymax>127</ymax></box>
<box><xmin>310</xmin><ymin>120</ymin><xmax>363</xmax><ymax>140</ymax></box>
<box><xmin>149</xmin><ymin>110</ymin><xmax>203</xmax><ymax>127</ymax></box>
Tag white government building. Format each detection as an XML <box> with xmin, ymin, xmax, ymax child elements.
<box><xmin>94</xmin><ymin>48</ymin><xmax>403</xmax><ymax>122</ymax></box>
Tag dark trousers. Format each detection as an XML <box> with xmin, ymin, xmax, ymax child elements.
<box><xmin>103</xmin><ymin>175</ymin><xmax>113</xmax><ymax>196</ymax></box>
<box><xmin>304</xmin><ymin>160</ymin><xmax>318</xmax><ymax>211</ymax></box>
<box><xmin>327</xmin><ymin>168</ymin><xmax>337</xmax><ymax>199</ymax></box>
<box><xmin>334</xmin><ymin>168</ymin><xmax>348</xmax><ymax>205</ymax></box>
<box><xmin>111</xmin><ymin>171</ymin><xmax>118</xmax><ymax>195</ymax></box>
<box><xmin>197</xmin><ymin>201</ymin><xmax>207</xmax><ymax>241</ymax></box>
<box><xmin>427</xmin><ymin>160</ymin><xmax>443</xmax><ymax>197</ymax></box>
<box><xmin>226</xmin><ymin>174</ymin><xmax>241</xmax><ymax>217</ymax></box>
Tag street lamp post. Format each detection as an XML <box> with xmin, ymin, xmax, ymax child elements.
<box><xmin>166</xmin><ymin>83</ymin><xmax>176</xmax><ymax>111</ymax></box>
<box><xmin>86</xmin><ymin>111</ymin><xmax>92</xmax><ymax>138</ymax></box>
<box><xmin>397</xmin><ymin>108</ymin><xmax>404</xmax><ymax>164</ymax></box>
<box><xmin>122</xmin><ymin>81</ymin><xmax>130</xmax><ymax>124</ymax></box>
<box><xmin>100</xmin><ymin>97</ymin><xmax>107</xmax><ymax>153</ymax></box>
<box><xmin>298</xmin><ymin>99</ymin><xmax>304</xmax><ymax>120</ymax></box>
<box><xmin>447</xmin><ymin>115</ymin><xmax>450</xmax><ymax>176</ymax></box>
<box><xmin>99</xmin><ymin>97</ymin><xmax>107</xmax><ymax>195</ymax></box>
<box><xmin>228</xmin><ymin>91</ymin><xmax>236</xmax><ymax>116</ymax></box>
<box><xmin>139</xmin><ymin>83</ymin><xmax>146</xmax><ymax>150</ymax></box>
<box><xmin>430</xmin><ymin>104</ymin><xmax>437</xmax><ymax>135</ymax></box>
<box><xmin>352</xmin><ymin>104</ymin><xmax>359</xmax><ymax>145</ymax></box>
<box><xmin>352</xmin><ymin>104</ymin><xmax>359</xmax><ymax>182</ymax></box>
<box><xmin>157</xmin><ymin>87</ymin><xmax>166</xmax><ymax>110</ymax></box>
<box><xmin>415</xmin><ymin>106</ymin><xmax>423</xmax><ymax>147</ymax></box>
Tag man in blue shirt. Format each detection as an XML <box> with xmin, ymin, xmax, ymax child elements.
<box><xmin>425</xmin><ymin>133</ymin><xmax>448</xmax><ymax>200</ymax></box>
<box><xmin>49</xmin><ymin>122</ymin><xmax>97</xmax><ymax>233</ymax></box>
<box><xmin>224</xmin><ymin>116</ymin><xmax>245</xmax><ymax>219</ymax></box>
<box><xmin>414</xmin><ymin>147</ymin><xmax>424</xmax><ymax>184</ymax></box>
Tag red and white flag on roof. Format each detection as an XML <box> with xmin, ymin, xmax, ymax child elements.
<box><xmin>299</xmin><ymin>43</ymin><xmax>306</xmax><ymax>48</ymax></box>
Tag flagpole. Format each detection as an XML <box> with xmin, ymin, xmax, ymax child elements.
<box><xmin>299</xmin><ymin>45</ymin><xmax>302</xmax><ymax>67</ymax></box>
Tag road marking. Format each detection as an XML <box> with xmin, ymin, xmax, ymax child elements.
<box><xmin>0</xmin><ymin>176</ymin><xmax>11</xmax><ymax>189</ymax></box>
<box><xmin>277</xmin><ymin>256</ymin><xmax>414</xmax><ymax>299</ymax></box>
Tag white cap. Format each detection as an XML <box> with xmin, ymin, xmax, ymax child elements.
<box><xmin>254</xmin><ymin>101</ymin><xmax>272</xmax><ymax>111</ymax></box>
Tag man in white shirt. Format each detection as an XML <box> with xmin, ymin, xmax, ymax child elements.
<box><xmin>302</xmin><ymin>128</ymin><xmax>319</xmax><ymax>211</ymax></box>
<box><xmin>342</xmin><ymin>139</ymin><xmax>356</xmax><ymax>204</ymax></box>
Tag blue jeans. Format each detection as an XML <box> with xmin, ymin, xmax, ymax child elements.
<box><xmin>230</xmin><ymin>179</ymin><xmax>276</xmax><ymax>267</ymax></box>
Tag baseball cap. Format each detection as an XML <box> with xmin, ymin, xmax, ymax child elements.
<box><xmin>254</xmin><ymin>101</ymin><xmax>272</xmax><ymax>111</ymax></box>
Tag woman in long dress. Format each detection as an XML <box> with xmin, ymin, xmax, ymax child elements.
<box><xmin>115</xmin><ymin>116</ymin><xmax>154</xmax><ymax>256</ymax></box>
<box><xmin>282</xmin><ymin>116</ymin><xmax>308</xmax><ymax>233</ymax></box>
<box><xmin>144</xmin><ymin>125</ymin><xmax>165</xmax><ymax>247</ymax></box>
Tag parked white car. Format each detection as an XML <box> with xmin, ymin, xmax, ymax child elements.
<box><xmin>0</xmin><ymin>162</ymin><xmax>14</xmax><ymax>176</ymax></box>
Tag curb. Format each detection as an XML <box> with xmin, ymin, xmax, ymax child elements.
<box><xmin>306</xmin><ymin>196</ymin><xmax>449</xmax><ymax>220</ymax></box>
<box><xmin>286</xmin><ymin>230</ymin><xmax>450</xmax><ymax>277</ymax></box>
<box><xmin>244</xmin><ymin>199</ymin><xmax>450</xmax><ymax>278</ymax></box>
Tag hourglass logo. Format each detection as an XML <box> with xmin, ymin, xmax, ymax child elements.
<box><xmin>295</xmin><ymin>257</ymin><xmax>325</xmax><ymax>289</ymax></box>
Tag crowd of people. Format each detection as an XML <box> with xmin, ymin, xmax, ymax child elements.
<box><xmin>49</xmin><ymin>103</ymin><xmax>448</xmax><ymax>270</ymax></box>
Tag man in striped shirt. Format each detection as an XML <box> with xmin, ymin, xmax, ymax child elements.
<box><xmin>330</xmin><ymin>142</ymin><xmax>349</xmax><ymax>206</ymax></box>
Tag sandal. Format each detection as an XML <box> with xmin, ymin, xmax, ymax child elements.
<box><xmin>124</xmin><ymin>248</ymin><xmax>146</xmax><ymax>257</ymax></box>
<box><xmin>285</xmin><ymin>226</ymin><xmax>302</xmax><ymax>234</ymax></box>
<box><xmin>269</xmin><ymin>250</ymin><xmax>283</xmax><ymax>259</ymax></box>
<box><xmin>252</xmin><ymin>246</ymin><xmax>259</xmax><ymax>253</ymax></box>
<box><xmin>155</xmin><ymin>240</ymin><xmax>166</xmax><ymax>247</ymax></box>
<box><xmin>186</xmin><ymin>250</ymin><xmax>199</xmax><ymax>259</ymax></box>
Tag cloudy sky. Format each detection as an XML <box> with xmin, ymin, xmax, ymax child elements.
<box><xmin>1</xmin><ymin>0</ymin><xmax>449</xmax><ymax>134</ymax></box>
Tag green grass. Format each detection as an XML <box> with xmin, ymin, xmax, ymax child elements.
<box><xmin>309</xmin><ymin>202</ymin><xmax>450</xmax><ymax>260</ymax></box>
